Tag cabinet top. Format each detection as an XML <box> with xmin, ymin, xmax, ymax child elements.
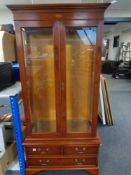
<box><xmin>7</xmin><ymin>3</ymin><xmax>110</xmax><ymax>11</ymax></box>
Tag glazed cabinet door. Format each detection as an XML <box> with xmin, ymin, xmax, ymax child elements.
<box><xmin>60</xmin><ymin>21</ymin><xmax>100</xmax><ymax>136</ymax></box>
<box><xmin>17</xmin><ymin>20</ymin><xmax>101</xmax><ymax>137</ymax></box>
<box><xmin>20</xmin><ymin>22</ymin><xmax>61</xmax><ymax>136</ymax></box>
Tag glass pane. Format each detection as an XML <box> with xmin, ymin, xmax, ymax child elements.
<box><xmin>66</xmin><ymin>27</ymin><xmax>96</xmax><ymax>133</ymax></box>
<box><xmin>22</xmin><ymin>28</ymin><xmax>56</xmax><ymax>133</ymax></box>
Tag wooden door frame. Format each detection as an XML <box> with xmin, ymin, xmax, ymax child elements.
<box><xmin>60</xmin><ymin>19</ymin><xmax>103</xmax><ymax>137</ymax></box>
<box><xmin>15</xmin><ymin>21</ymin><xmax>62</xmax><ymax>138</ymax></box>
<box><xmin>15</xmin><ymin>18</ymin><xmax>104</xmax><ymax>139</ymax></box>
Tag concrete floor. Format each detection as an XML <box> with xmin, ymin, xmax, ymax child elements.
<box><xmin>5</xmin><ymin>75</ymin><xmax>131</xmax><ymax>175</ymax></box>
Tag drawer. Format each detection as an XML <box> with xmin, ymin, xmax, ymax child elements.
<box><xmin>64</xmin><ymin>145</ymin><xmax>98</xmax><ymax>155</ymax></box>
<box><xmin>25</xmin><ymin>146</ymin><xmax>61</xmax><ymax>155</ymax></box>
<box><xmin>27</xmin><ymin>156</ymin><xmax>97</xmax><ymax>167</ymax></box>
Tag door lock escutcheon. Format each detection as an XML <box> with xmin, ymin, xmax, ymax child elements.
<box><xmin>60</xmin><ymin>82</ymin><xmax>64</xmax><ymax>91</ymax></box>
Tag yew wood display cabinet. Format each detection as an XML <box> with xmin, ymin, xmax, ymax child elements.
<box><xmin>8</xmin><ymin>3</ymin><xmax>109</xmax><ymax>175</ymax></box>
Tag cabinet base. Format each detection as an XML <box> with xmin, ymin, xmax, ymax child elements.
<box><xmin>26</xmin><ymin>166</ymin><xmax>99</xmax><ymax>175</ymax></box>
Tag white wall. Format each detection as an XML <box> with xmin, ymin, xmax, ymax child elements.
<box><xmin>120</xmin><ymin>30</ymin><xmax>131</xmax><ymax>43</ymax></box>
<box><xmin>0</xmin><ymin>9</ymin><xmax>13</xmax><ymax>25</ymax></box>
<box><xmin>104</xmin><ymin>31</ymin><xmax>121</xmax><ymax>61</ymax></box>
<box><xmin>104</xmin><ymin>23</ymin><xmax>131</xmax><ymax>61</ymax></box>
<box><xmin>105</xmin><ymin>9</ymin><xmax>131</xmax><ymax>18</ymax></box>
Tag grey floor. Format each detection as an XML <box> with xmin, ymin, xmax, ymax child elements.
<box><xmin>6</xmin><ymin>75</ymin><xmax>131</xmax><ymax>175</ymax></box>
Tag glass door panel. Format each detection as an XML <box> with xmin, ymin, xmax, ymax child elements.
<box><xmin>22</xmin><ymin>28</ymin><xmax>56</xmax><ymax>133</ymax></box>
<box><xmin>66</xmin><ymin>27</ymin><xmax>96</xmax><ymax>133</ymax></box>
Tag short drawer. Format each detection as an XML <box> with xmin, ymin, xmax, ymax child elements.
<box><xmin>64</xmin><ymin>145</ymin><xmax>98</xmax><ymax>155</ymax></box>
<box><xmin>25</xmin><ymin>146</ymin><xmax>61</xmax><ymax>155</ymax></box>
<box><xmin>27</xmin><ymin>156</ymin><xmax>97</xmax><ymax>167</ymax></box>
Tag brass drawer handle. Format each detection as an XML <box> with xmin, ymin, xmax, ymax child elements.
<box><xmin>82</xmin><ymin>147</ymin><xmax>87</xmax><ymax>151</ymax></box>
<box><xmin>60</xmin><ymin>82</ymin><xmax>64</xmax><ymax>91</ymax></box>
<box><xmin>75</xmin><ymin>147</ymin><xmax>79</xmax><ymax>151</ymax></box>
<box><xmin>41</xmin><ymin>162</ymin><xmax>48</xmax><ymax>166</ymax></box>
<box><xmin>32</xmin><ymin>148</ymin><xmax>37</xmax><ymax>152</ymax></box>
<box><xmin>75</xmin><ymin>147</ymin><xmax>87</xmax><ymax>153</ymax></box>
<box><xmin>38</xmin><ymin>148</ymin><xmax>49</xmax><ymax>154</ymax></box>
<box><xmin>75</xmin><ymin>159</ymin><xmax>86</xmax><ymax>165</ymax></box>
<box><xmin>39</xmin><ymin>159</ymin><xmax>50</xmax><ymax>165</ymax></box>
<box><xmin>76</xmin><ymin>162</ymin><xmax>83</xmax><ymax>165</ymax></box>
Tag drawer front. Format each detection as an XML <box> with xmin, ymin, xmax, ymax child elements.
<box><xmin>25</xmin><ymin>146</ymin><xmax>61</xmax><ymax>155</ymax></box>
<box><xmin>27</xmin><ymin>156</ymin><xmax>97</xmax><ymax>167</ymax></box>
<box><xmin>64</xmin><ymin>145</ymin><xmax>98</xmax><ymax>155</ymax></box>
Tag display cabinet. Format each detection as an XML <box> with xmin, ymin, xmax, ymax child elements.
<box><xmin>8</xmin><ymin>3</ymin><xmax>109</xmax><ymax>175</ymax></box>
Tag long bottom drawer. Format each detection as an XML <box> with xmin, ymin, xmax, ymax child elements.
<box><xmin>27</xmin><ymin>156</ymin><xmax>97</xmax><ymax>167</ymax></box>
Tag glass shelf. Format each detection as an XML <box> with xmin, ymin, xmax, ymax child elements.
<box><xmin>32</xmin><ymin>120</ymin><xmax>56</xmax><ymax>133</ymax></box>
